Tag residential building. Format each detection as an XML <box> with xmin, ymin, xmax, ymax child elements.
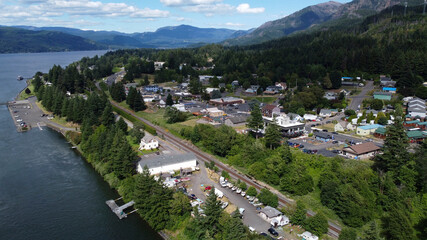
<box><xmin>209</xmin><ymin>97</ymin><xmax>245</xmax><ymax>106</ymax></box>
<box><xmin>319</xmin><ymin>109</ymin><xmax>332</xmax><ymax>117</ymax></box>
<box><xmin>407</xmin><ymin>130</ymin><xmax>427</xmax><ymax>143</ymax></box>
<box><xmin>404</xmin><ymin>120</ymin><xmax>420</xmax><ymax>128</ymax></box>
<box><xmin>262</xmin><ymin>104</ymin><xmax>280</xmax><ymax>118</ymax></box>
<box><xmin>264</xmin><ymin>86</ymin><xmax>282</xmax><ymax>95</ymax></box>
<box><xmin>407</xmin><ymin>98</ymin><xmax>426</xmax><ymax>118</ymax></box>
<box><xmin>264</xmin><ymin>113</ymin><xmax>305</xmax><ymax>137</ymax></box>
<box><xmin>324</xmin><ymin>92</ymin><xmax>337</xmax><ymax>100</ymax></box>
<box><xmin>288</xmin><ymin>113</ymin><xmax>303</xmax><ymax>122</ymax></box>
<box><xmin>231</xmin><ymin>80</ymin><xmax>239</xmax><ymax>87</ymax></box>
<box><xmin>334</xmin><ymin>122</ymin><xmax>346</xmax><ymax>132</ymax></box>
<box><xmin>259</xmin><ymin>206</ymin><xmax>282</xmax><ymax>223</ymax></box>
<box><xmin>341</xmin><ymin>77</ymin><xmax>354</xmax><ymax>81</ymax></box>
<box><xmin>303</xmin><ymin>114</ymin><xmax>317</xmax><ymax>121</ymax></box>
<box><xmin>154</xmin><ymin>62</ymin><xmax>165</xmax><ymax>71</ymax></box>
<box><xmin>207</xmin><ymin>107</ymin><xmax>225</xmax><ymax>118</ymax></box>
<box><xmin>383</xmin><ymin>87</ymin><xmax>396</xmax><ymax>93</ymax></box>
<box><xmin>416</xmin><ymin>122</ymin><xmax>427</xmax><ymax>130</ymax></box>
<box><xmin>172</xmin><ymin>103</ymin><xmax>186</xmax><ymax>112</ymax></box>
<box><xmin>137</xmin><ymin>153</ymin><xmax>197</xmax><ymax>175</ymax></box>
<box><xmin>275</xmin><ymin>82</ymin><xmax>287</xmax><ymax>91</ymax></box>
<box><xmin>356</xmin><ymin>124</ymin><xmax>384</xmax><ymax>136</ymax></box>
<box><xmin>225</xmin><ymin>115</ymin><xmax>248</xmax><ymax>127</ymax></box>
<box><xmin>144</xmin><ymin>85</ymin><xmax>162</xmax><ymax>92</ymax></box>
<box><xmin>373</xmin><ymin>92</ymin><xmax>392</xmax><ymax>101</ymax></box>
<box><xmin>139</xmin><ymin>136</ymin><xmax>159</xmax><ymax>150</ymax></box>
<box><xmin>205</xmin><ymin>88</ymin><xmax>220</xmax><ymax>94</ymax></box>
<box><xmin>299</xmin><ymin>231</ymin><xmax>319</xmax><ymax>240</ymax></box>
<box><xmin>342</xmin><ymin>142</ymin><xmax>381</xmax><ymax>159</ymax></box>
<box><xmin>380</xmin><ymin>76</ymin><xmax>396</xmax><ymax>87</ymax></box>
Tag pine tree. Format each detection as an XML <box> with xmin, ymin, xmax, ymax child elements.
<box><xmin>247</xmin><ymin>104</ymin><xmax>263</xmax><ymax>138</ymax></box>
<box><xmin>381</xmin><ymin>204</ymin><xmax>416</xmax><ymax>240</ymax></box>
<box><xmin>132</xmin><ymin>91</ymin><xmax>146</xmax><ymax>112</ymax></box>
<box><xmin>166</xmin><ymin>94</ymin><xmax>174</xmax><ymax>106</ymax></box>
<box><xmin>414</xmin><ymin>140</ymin><xmax>427</xmax><ymax>192</ymax></box>
<box><xmin>126</xmin><ymin>87</ymin><xmax>137</xmax><ymax>109</ymax></box>
<box><xmin>264</xmin><ymin>117</ymin><xmax>282</xmax><ymax>149</ymax></box>
<box><xmin>101</xmin><ymin>103</ymin><xmax>115</xmax><ymax>126</ymax></box>
<box><xmin>291</xmin><ymin>201</ymin><xmax>306</xmax><ymax>225</ymax></box>
<box><xmin>202</xmin><ymin>187</ymin><xmax>223</xmax><ymax>235</ymax></box>
<box><xmin>360</xmin><ymin>221</ymin><xmax>382</xmax><ymax>240</ymax></box>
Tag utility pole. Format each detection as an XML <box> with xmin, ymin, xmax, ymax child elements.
<box><xmin>404</xmin><ymin>2</ymin><xmax>408</xmax><ymax>17</ymax></box>
<box><xmin>424</xmin><ymin>0</ymin><xmax>426</xmax><ymax>15</ymax></box>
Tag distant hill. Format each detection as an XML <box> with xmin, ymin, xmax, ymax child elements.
<box><xmin>12</xmin><ymin>24</ymin><xmax>250</xmax><ymax>49</ymax></box>
<box><xmin>0</xmin><ymin>27</ymin><xmax>105</xmax><ymax>53</ymax></box>
<box><xmin>224</xmin><ymin>0</ymin><xmax>420</xmax><ymax>46</ymax></box>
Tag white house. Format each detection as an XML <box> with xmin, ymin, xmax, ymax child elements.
<box><xmin>139</xmin><ymin>136</ymin><xmax>159</xmax><ymax>150</ymax></box>
<box><xmin>172</xmin><ymin>103</ymin><xmax>187</xmax><ymax>112</ymax></box>
<box><xmin>159</xmin><ymin>100</ymin><xmax>166</xmax><ymax>108</ymax></box>
<box><xmin>303</xmin><ymin>114</ymin><xmax>317</xmax><ymax>121</ymax></box>
<box><xmin>319</xmin><ymin>109</ymin><xmax>332</xmax><ymax>117</ymax></box>
<box><xmin>347</xmin><ymin>123</ymin><xmax>356</xmax><ymax>130</ymax></box>
<box><xmin>334</xmin><ymin>122</ymin><xmax>346</xmax><ymax>132</ymax></box>
<box><xmin>137</xmin><ymin>153</ymin><xmax>197</xmax><ymax>175</ymax></box>
<box><xmin>299</xmin><ymin>231</ymin><xmax>319</xmax><ymax>240</ymax></box>
<box><xmin>271</xmin><ymin>215</ymin><xmax>289</xmax><ymax>227</ymax></box>
<box><xmin>259</xmin><ymin>206</ymin><xmax>282</xmax><ymax>223</ymax></box>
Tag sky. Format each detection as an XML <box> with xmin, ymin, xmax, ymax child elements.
<box><xmin>0</xmin><ymin>0</ymin><xmax>351</xmax><ymax>33</ymax></box>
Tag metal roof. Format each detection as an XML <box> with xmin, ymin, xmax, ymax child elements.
<box><xmin>260</xmin><ymin>206</ymin><xmax>282</xmax><ymax>218</ymax></box>
<box><xmin>138</xmin><ymin>153</ymin><xmax>196</xmax><ymax>169</ymax></box>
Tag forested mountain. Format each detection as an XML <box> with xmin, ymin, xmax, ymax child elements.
<box><xmin>10</xmin><ymin>25</ymin><xmax>250</xmax><ymax>50</ymax></box>
<box><xmin>0</xmin><ymin>27</ymin><xmax>105</xmax><ymax>53</ymax></box>
<box><xmin>224</xmin><ymin>0</ymin><xmax>423</xmax><ymax>46</ymax></box>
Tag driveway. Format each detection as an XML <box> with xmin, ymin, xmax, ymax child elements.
<box><xmin>348</xmin><ymin>81</ymin><xmax>374</xmax><ymax>110</ymax></box>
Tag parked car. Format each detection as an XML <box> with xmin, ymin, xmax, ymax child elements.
<box><xmin>332</xmin><ymin>140</ymin><xmax>338</xmax><ymax>144</ymax></box>
<box><xmin>268</xmin><ymin>227</ymin><xmax>279</xmax><ymax>237</ymax></box>
<box><xmin>298</xmin><ymin>145</ymin><xmax>304</xmax><ymax>149</ymax></box>
<box><xmin>236</xmin><ymin>188</ymin><xmax>242</xmax><ymax>194</ymax></box>
<box><xmin>232</xmin><ymin>186</ymin><xmax>237</xmax><ymax>191</ymax></box>
<box><xmin>241</xmin><ymin>191</ymin><xmax>246</xmax><ymax>197</ymax></box>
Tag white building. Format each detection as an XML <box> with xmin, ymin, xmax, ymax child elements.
<box><xmin>271</xmin><ymin>215</ymin><xmax>289</xmax><ymax>227</ymax></box>
<box><xmin>303</xmin><ymin>114</ymin><xmax>317</xmax><ymax>121</ymax></box>
<box><xmin>259</xmin><ymin>206</ymin><xmax>282</xmax><ymax>223</ymax></box>
<box><xmin>154</xmin><ymin>62</ymin><xmax>165</xmax><ymax>70</ymax></box>
<box><xmin>172</xmin><ymin>103</ymin><xmax>187</xmax><ymax>112</ymax></box>
<box><xmin>299</xmin><ymin>231</ymin><xmax>319</xmax><ymax>240</ymax></box>
<box><xmin>137</xmin><ymin>153</ymin><xmax>197</xmax><ymax>175</ymax></box>
<box><xmin>263</xmin><ymin>113</ymin><xmax>305</xmax><ymax>136</ymax></box>
<box><xmin>139</xmin><ymin>136</ymin><xmax>159</xmax><ymax>150</ymax></box>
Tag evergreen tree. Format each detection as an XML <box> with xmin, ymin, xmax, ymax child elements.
<box><xmin>304</xmin><ymin>213</ymin><xmax>328</xmax><ymax>237</ymax></box>
<box><xmin>115</xmin><ymin>117</ymin><xmax>128</xmax><ymax>134</ymax></box>
<box><xmin>143</xmin><ymin>75</ymin><xmax>150</xmax><ymax>86</ymax></box>
<box><xmin>381</xmin><ymin>204</ymin><xmax>416</xmax><ymax>240</ymax></box>
<box><xmin>166</xmin><ymin>94</ymin><xmax>174</xmax><ymax>106</ymax></box>
<box><xmin>145</xmin><ymin>182</ymin><xmax>172</xmax><ymax>230</ymax></box>
<box><xmin>247</xmin><ymin>103</ymin><xmax>263</xmax><ymax>138</ymax></box>
<box><xmin>202</xmin><ymin>187</ymin><xmax>223</xmax><ymax>235</ymax></box>
<box><xmin>101</xmin><ymin>103</ymin><xmax>115</xmax><ymax>126</ymax></box>
<box><xmin>414</xmin><ymin>140</ymin><xmax>427</xmax><ymax>192</ymax></box>
<box><xmin>126</xmin><ymin>87</ymin><xmax>137</xmax><ymax>109</ymax></box>
<box><xmin>134</xmin><ymin>166</ymin><xmax>156</xmax><ymax>217</ymax></box>
<box><xmin>339</xmin><ymin>228</ymin><xmax>357</xmax><ymax>240</ymax></box>
<box><xmin>360</xmin><ymin>221</ymin><xmax>382</xmax><ymax>240</ymax></box>
<box><xmin>264</xmin><ymin>117</ymin><xmax>282</xmax><ymax>149</ymax></box>
<box><xmin>129</xmin><ymin>122</ymin><xmax>145</xmax><ymax>144</ymax></box>
<box><xmin>132</xmin><ymin>91</ymin><xmax>146</xmax><ymax>112</ymax></box>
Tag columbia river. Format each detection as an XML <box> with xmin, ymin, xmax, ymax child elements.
<box><xmin>0</xmin><ymin>51</ymin><xmax>162</xmax><ymax>240</ymax></box>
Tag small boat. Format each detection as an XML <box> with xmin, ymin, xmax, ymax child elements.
<box><xmin>17</xmin><ymin>76</ymin><xmax>24</xmax><ymax>81</ymax></box>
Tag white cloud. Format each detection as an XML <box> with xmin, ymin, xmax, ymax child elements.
<box><xmin>236</xmin><ymin>3</ymin><xmax>264</xmax><ymax>14</ymax></box>
<box><xmin>182</xmin><ymin>3</ymin><xmax>234</xmax><ymax>16</ymax></box>
<box><xmin>160</xmin><ymin>0</ymin><xmax>221</xmax><ymax>6</ymax></box>
<box><xmin>225</xmin><ymin>22</ymin><xmax>244</xmax><ymax>27</ymax></box>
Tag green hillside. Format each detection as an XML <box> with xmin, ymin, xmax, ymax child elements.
<box><xmin>0</xmin><ymin>27</ymin><xmax>105</xmax><ymax>53</ymax></box>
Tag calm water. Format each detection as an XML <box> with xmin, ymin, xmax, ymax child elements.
<box><xmin>0</xmin><ymin>51</ymin><xmax>162</xmax><ymax>240</ymax></box>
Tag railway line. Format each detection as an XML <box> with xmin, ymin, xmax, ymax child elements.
<box><xmin>109</xmin><ymin>100</ymin><xmax>341</xmax><ymax>237</ymax></box>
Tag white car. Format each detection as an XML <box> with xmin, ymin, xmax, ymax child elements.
<box><xmin>241</xmin><ymin>192</ymin><xmax>246</xmax><ymax>197</ymax></box>
<box><xmin>236</xmin><ymin>188</ymin><xmax>242</xmax><ymax>194</ymax></box>
<box><xmin>227</xmin><ymin>182</ymin><xmax>233</xmax><ymax>188</ymax></box>
<box><xmin>221</xmin><ymin>202</ymin><xmax>229</xmax><ymax>209</ymax></box>
<box><xmin>16</xmin><ymin>119</ymin><xmax>23</xmax><ymax>122</ymax></box>
<box><xmin>249</xmin><ymin>226</ymin><xmax>255</xmax><ymax>232</ymax></box>
<box><xmin>239</xmin><ymin>208</ymin><xmax>245</xmax><ymax>215</ymax></box>
<box><xmin>220</xmin><ymin>181</ymin><xmax>227</xmax><ymax>187</ymax></box>
<box><xmin>232</xmin><ymin>186</ymin><xmax>237</xmax><ymax>191</ymax></box>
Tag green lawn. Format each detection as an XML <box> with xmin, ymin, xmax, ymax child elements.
<box><xmin>18</xmin><ymin>81</ymin><xmax>35</xmax><ymax>100</ymax></box>
<box><xmin>112</xmin><ymin>66</ymin><xmax>123</xmax><ymax>73</ymax></box>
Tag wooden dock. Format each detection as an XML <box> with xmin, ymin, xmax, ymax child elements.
<box><xmin>106</xmin><ymin>198</ymin><xmax>136</xmax><ymax>219</ymax></box>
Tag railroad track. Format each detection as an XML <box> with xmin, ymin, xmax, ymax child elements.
<box><xmin>97</xmin><ymin>80</ymin><xmax>341</xmax><ymax>236</ymax></box>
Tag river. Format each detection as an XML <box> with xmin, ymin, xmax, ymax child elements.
<box><xmin>0</xmin><ymin>51</ymin><xmax>162</xmax><ymax>240</ymax></box>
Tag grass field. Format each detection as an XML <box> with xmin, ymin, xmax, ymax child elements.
<box><xmin>18</xmin><ymin>81</ymin><xmax>35</xmax><ymax>100</ymax></box>
<box><xmin>112</xmin><ymin>66</ymin><xmax>123</xmax><ymax>73</ymax></box>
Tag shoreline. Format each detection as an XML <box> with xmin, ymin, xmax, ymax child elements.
<box><xmin>13</xmin><ymin>81</ymin><xmax>168</xmax><ymax>240</ymax></box>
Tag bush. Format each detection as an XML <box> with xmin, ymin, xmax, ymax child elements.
<box><xmin>304</xmin><ymin>213</ymin><xmax>328</xmax><ymax>237</ymax></box>
<box><xmin>257</xmin><ymin>188</ymin><xmax>278</xmax><ymax>208</ymax></box>
<box><xmin>246</xmin><ymin>186</ymin><xmax>257</xmax><ymax>196</ymax></box>
<box><xmin>344</xmin><ymin>109</ymin><xmax>356</xmax><ymax>116</ymax></box>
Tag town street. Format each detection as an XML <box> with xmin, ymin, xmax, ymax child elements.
<box><xmin>348</xmin><ymin>80</ymin><xmax>374</xmax><ymax>110</ymax></box>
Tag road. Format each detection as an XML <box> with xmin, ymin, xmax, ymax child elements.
<box><xmin>348</xmin><ymin>81</ymin><xmax>374</xmax><ymax>111</ymax></box>
<box><xmin>95</xmin><ymin>81</ymin><xmax>342</xmax><ymax>237</ymax></box>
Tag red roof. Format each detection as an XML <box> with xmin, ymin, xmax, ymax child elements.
<box><xmin>343</xmin><ymin>142</ymin><xmax>380</xmax><ymax>155</ymax></box>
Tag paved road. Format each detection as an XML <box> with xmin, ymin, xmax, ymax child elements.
<box><xmin>95</xmin><ymin>81</ymin><xmax>342</xmax><ymax>237</ymax></box>
<box><xmin>348</xmin><ymin>81</ymin><xmax>374</xmax><ymax>111</ymax></box>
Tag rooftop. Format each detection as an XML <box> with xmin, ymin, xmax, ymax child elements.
<box><xmin>373</xmin><ymin>92</ymin><xmax>392</xmax><ymax>96</ymax></box>
<box><xmin>358</xmin><ymin>124</ymin><xmax>384</xmax><ymax>130</ymax></box>
<box><xmin>138</xmin><ymin>153</ymin><xmax>196</xmax><ymax>169</ymax></box>
<box><xmin>260</xmin><ymin>206</ymin><xmax>282</xmax><ymax>218</ymax></box>
<box><xmin>343</xmin><ymin>142</ymin><xmax>380</xmax><ymax>155</ymax></box>
<box><xmin>407</xmin><ymin>131</ymin><xmax>427</xmax><ymax>139</ymax></box>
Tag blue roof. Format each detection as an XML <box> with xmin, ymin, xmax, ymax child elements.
<box><xmin>383</xmin><ymin>87</ymin><xmax>396</xmax><ymax>91</ymax></box>
<box><xmin>342</xmin><ymin>77</ymin><xmax>354</xmax><ymax>80</ymax></box>
<box><xmin>358</xmin><ymin>124</ymin><xmax>384</xmax><ymax>130</ymax></box>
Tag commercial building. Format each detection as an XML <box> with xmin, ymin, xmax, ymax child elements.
<box><xmin>342</xmin><ymin>142</ymin><xmax>381</xmax><ymax>160</ymax></box>
<box><xmin>137</xmin><ymin>153</ymin><xmax>197</xmax><ymax>175</ymax></box>
<box><xmin>356</xmin><ymin>124</ymin><xmax>384</xmax><ymax>136</ymax></box>
<box><xmin>209</xmin><ymin>97</ymin><xmax>245</xmax><ymax>106</ymax></box>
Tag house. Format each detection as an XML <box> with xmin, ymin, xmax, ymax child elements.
<box><xmin>366</xmin><ymin>110</ymin><xmax>379</xmax><ymax>117</ymax></box>
<box><xmin>404</xmin><ymin>120</ymin><xmax>420</xmax><ymax>128</ymax></box>
<box><xmin>299</xmin><ymin>231</ymin><xmax>319</xmax><ymax>240</ymax></box>
<box><xmin>383</xmin><ymin>87</ymin><xmax>397</xmax><ymax>93</ymax></box>
<box><xmin>271</xmin><ymin>215</ymin><xmax>289</xmax><ymax>227</ymax></box>
<box><xmin>407</xmin><ymin>99</ymin><xmax>426</xmax><ymax>118</ymax></box>
<box><xmin>324</xmin><ymin>92</ymin><xmax>337</xmax><ymax>100</ymax></box>
<box><xmin>416</xmin><ymin>122</ymin><xmax>427</xmax><ymax>130</ymax></box>
<box><xmin>335</xmin><ymin>122</ymin><xmax>347</xmax><ymax>132</ymax></box>
<box><xmin>341</xmin><ymin>77</ymin><xmax>354</xmax><ymax>81</ymax></box>
<box><xmin>264</xmin><ymin>113</ymin><xmax>306</xmax><ymax>137</ymax></box>
<box><xmin>225</xmin><ymin>115</ymin><xmax>249</xmax><ymax>127</ymax></box>
<box><xmin>319</xmin><ymin>109</ymin><xmax>332</xmax><ymax>117</ymax></box>
<box><xmin>288</xmin><ymin>113</ymin><xmax>303</xmax><ymax>122</ymax></box>
<box><xmin>314</xmin><ymin>132</ymin><xmax>333</xmax><ymax>142</ymax></box>
<box><xmin>303</xmin><ymin>114</ymin><xmax>317</xmax><ymax>121</ymax></box>
<box><xmin>139</xmin><ymin>136</ymin><xmax>159</xmax><ymax>150</ymax></box>
<box><xmin>154</xmin><ymin>62</ymin><xmax>165</xmax><ymax>70</ymax></box>
<box><xmin>137</xmin><ymin>153</ymin><xmax>197</xmax><ymax>175</ymax></box>
<box><xmin>259</xmin><ymin>206</ymin><xmax>282</xmax><ymax>223</ymax></box>
<box><xmin>209</xmin><ymin>97</ymin><xmax>245</xmax><ymax>106</ymax></box>
<box><xmin>347</xmin><ymin>123</ymin><xmax>356</xmax><ymax>130</ymax></box>
<box><xmin>275</xmin><ymin>82</ymin><xmax>287</xmax><ymax>91</ymax></box>
<box><xmin>231</xmin><ymin>80</ymin><xmax>239</xmax><ymax>87</ymax></box>
<box><xmin>207</xmin><ymin>107</ymin><xmax>225</xmax><ymax>118</ymax></box>
<box><xmin>373</xmin><ymin>127</ymin><xmax>386</xmax><ymax>139</ymax></box>
<box><xmin>407</xmin><ymin>130</ymin><xmax>427</xmax><ymax>143</ymax></box>
<box><xmin>199</xmin><ymin>75</ymin><xmax>214</xmax><ymax>83</ymax></box>
<box><xmin>380</xmin><ymin>76</ymin><xmax>396</xmax><ymax>87</ymax></box>
<box><xmin>356</xmin><ymin>124</ymin><xmax>384</xmax><ymax>136</ymax></box>
<box><xmin>218</xmin><ymin>83</ymin><xmax>226</xmax><ymax>88</ymax></box>
<box><xmin>144</xmin><ymin>85</ymin><xmax>163</xmax><ymax>93</ymax></box>
<box><xmin>172</xmin><ymin>103</ymin><xmax>187</xmax><ymax>112</ymax></box>
<box><xmin>159</xmin><ymin>100</ymin><xmax>166</xmax><ymax>108</ymax></box>
<box><xmin>342</xmin><ymin>142</ymin><xmax>381</xmax><ymax>159</ymax></box>
<box><xmin>237</xmin><ymin>103</ymin><xmax>251</xmax><ymax>114</ymax></box>
<box><xmin>205</xmin><ymin>88</ymin><xmax>220</xmax><ymax>94</ymax></box>
<box><xmin>262</xmin><ymin>104</ymin><xmax>280</xmax><ymax>118</ymax></box>
<box><xmin>342</xmin><ymin>81</ymin><xmax>358</xmax><ymax>86</ymax></box>
<box><xmin>264</xmin><ymin>86</ymin><xmax>282</xmax><ymax>94</ymax></box>
<box><xmin>373</xmin><ymin>92</ymin><xmax>392</xmax><ymax>101</ymax></box>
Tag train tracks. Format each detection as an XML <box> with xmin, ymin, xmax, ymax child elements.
<box><xmin>107</xmin><ymin>99</ymin><xmax>341</xmax><ymax>237</ymax></box>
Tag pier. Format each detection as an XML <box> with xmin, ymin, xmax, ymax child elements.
<box><xmin>106</xmin><ymin>197</ymin><xmax>137</xmax><ymax>219</ymax></box>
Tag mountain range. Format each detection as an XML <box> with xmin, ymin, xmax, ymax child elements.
<box><xmin>0</xmin><ymin>0</ymin><xmax>423</xmax><ymax>53</ymax></box>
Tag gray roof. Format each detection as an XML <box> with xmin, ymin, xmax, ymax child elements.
<box><xmin>260</xmin><ymin>206</ymin><xmax>282</xmax><ymax>218</ymax></box>
<box><xmin>237</xmin><ymin>103</ymin><xmax>250</xmax><ymax>112</ymax></box>
<box><xmin>408</xmin><ymin>107</ymin><xmax>426</xmax><ymax>112</ymax></box>
<box><xmin>314</xmin><ymin>131</ymin><xmax>332</xmax><ymax>139</ymax></box>
<box><xmin>138</xmin><ymin>153</ymin><xmax>196</xmax><ymax>169</ymax></box>
<box><xmin>320</xmin><ymin>109</ymin><xmax>332</xmax><ymax>114</ymax></box>
<box><xmin>228</xmin><ymin>115</ymin><xmax>249</xmax><ymax>124</ymax></box>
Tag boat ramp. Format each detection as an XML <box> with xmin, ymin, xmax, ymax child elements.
<box><xmin>106</xmin><ymin>197</ymin><xmax>137</xmax><ymax>219</ymax></box>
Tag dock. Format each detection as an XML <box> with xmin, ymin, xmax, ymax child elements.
<box><xmin>106</xmin><ymin>198</ymin><xmax>136</xmax><ymax>219</ymax></box>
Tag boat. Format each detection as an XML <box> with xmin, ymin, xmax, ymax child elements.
<box><xmin>17</xmin><ymin>76</ymin><xmax>24</xmax><ymax>81</ymax></box>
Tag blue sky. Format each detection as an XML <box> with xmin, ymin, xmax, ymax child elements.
<box><xmin>0</xmin><ymin>0</ymin><xmax>351</xmax><ymax>33</ymax></box>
